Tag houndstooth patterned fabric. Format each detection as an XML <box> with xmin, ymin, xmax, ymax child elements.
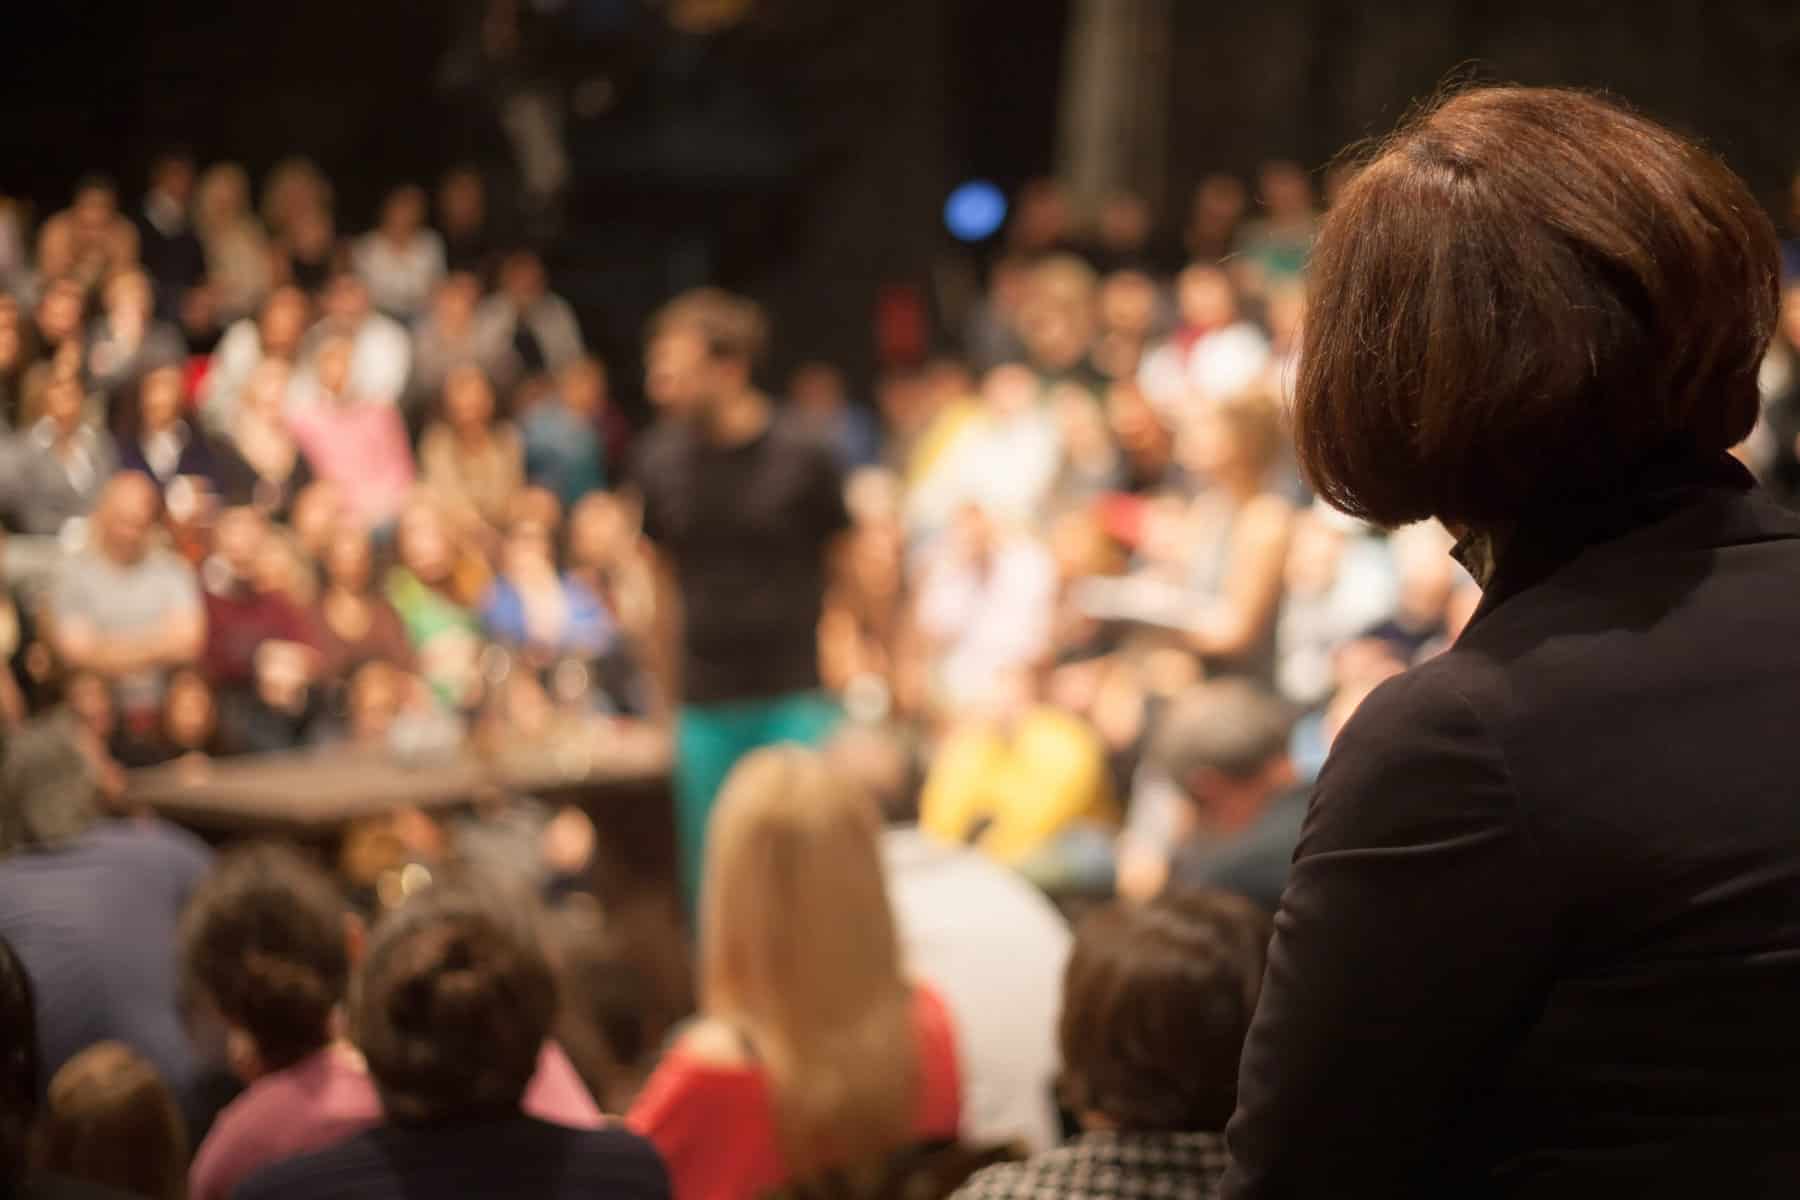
<box><xmin>949</xmin><ymin>1130</ymin><xmax>1228</xmax><ymax>1200</ymax></box>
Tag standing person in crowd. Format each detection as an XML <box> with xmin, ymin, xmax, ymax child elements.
<box><xmin>628</xmin><ymin>748</ymin><xmax>961</xmax><ymax>1200</ymax></box>
<box><xmin>954</xmin><ymin>892</ymin><xmax>1270</xmax><ymax>1200</ymax></box>
<box><xmin>0</xmin><ymin>932</ymin><xmax>137</xmax><ymax>1200</ymax></box>
<box><xmin>630</xmin><ymin>289</ymin><xmax>849</xmax><ymax>906</ymax></box>
<box><xmin>830</xmin><ymin>724</ymin><xmax>1072</xmax><ymax>1155</ymax></box>
<box><xmin>1172</xmin><ymin>384</ymin><xmax>1296</xmax><ymax>683</ymax></box>
<box><xmin>34</xmin><ymin>1042</ymin><xmax>188</xmax><ymax>1200</ymax></box>
<box><xmin>133</xmin><ymin>150</ymin><xmax>205</xmax><ymax>324</ymax></box>
<box><xmin>182</xmin><ymin>846</ymin><xmax>604</xmax><ymax>1200</ymax></box>
<box><xmin>192</xmin><ymin>163</ymin><xmax>272</xmax><ymax>324</ymax></box>
<box><xmin>473</xmin><ymin>250</ymin><xmax>584</xmax><ymax>380</ymax></box>
<box><xmin>1226</xmin><ymin>87</ymin><xmax>1800</xmax><ymax>1197</ymax></box>
<box><xmin>0</xmin><ymin>722</ymin><xmax>214</xmax><ymax>1126</ymax></box>
<box><xmin>288</xmin><ymin>335</ymin><xmax>415</xmax><ymax>530</ymax></box>
<box><xmin>48</xmin><ymin>473</ymin><xmax>203</xmax><ymax>730</ymax></box>
<box><xmin>234</xmin><ymin>885</ymin><xmax>663</xmax><ymax>1200</ymax></box>
<box><xmin>351</xmin><ymin>185</ymin><xmax>446</xmax><ymax>322</ymax></box>
<box><xmin>419</xmin><ymin>363</ymin><xmax>524</xmax><ymax>546</ymax></box>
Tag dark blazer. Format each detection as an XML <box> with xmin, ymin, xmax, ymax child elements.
<box><xmin>235</xmin><ymin>1116</ymin><xmax>670</xmax><ymax>1200</ymax></box>
<box><xmin>1224</xmin><ymin>456</ymin><xmax>1800</xmax><ymax>1198</ymax></box>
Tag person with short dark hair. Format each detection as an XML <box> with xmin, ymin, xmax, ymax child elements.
<box><xmin>184</xmin><ymin>846</ymin><xmax>603</xmax><ymax>1200</ymax></box>
<box><xmin>1227</xmin><ymin>87</ymin><xmax>1800</xmax><ymax>1196</ymax></box>
<box><xmin>134</xmin><ymin>150</ymin><xmax>206</xmax><ymax>325</ymax></box>
<box><xmin>235</xmin><ymin>889</ymin><xmax>664</xmax><ymax>1200</ymax></box>
<box><xmin>34</xmin><ymin>1041</ymin><xmax>188</xmax><ymax>1200</ymax></box>
<box><xmin>953</xmin><ymin>892</ymin><xmax>1270</xmax><ymax>1200</ymax></box>
<box><xmin>630</xmin><ymin>289</ymin><xmax>850</xmax><ymax>907</ymax></box>
<box><xmin>0</xmin><ymin>720</ymin><xmax>213</xmax><ymax>1130</ymax></box>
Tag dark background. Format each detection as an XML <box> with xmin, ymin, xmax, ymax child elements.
<box><xmin>4</xmin><ymin>0</ymin><xmax>1798</xmax><ymax>408</ymax></box>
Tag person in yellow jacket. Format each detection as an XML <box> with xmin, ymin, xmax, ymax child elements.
<box><xmin>919</xmin><ymin>667</ymin><xmax>1118</xmax><ymax>872</ymax></box>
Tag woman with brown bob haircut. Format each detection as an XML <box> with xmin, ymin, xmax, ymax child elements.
<box><xmin>1224</xmin><ymin>88</ymin><xmax>1800</xmax><ymax>1197</ymax></box>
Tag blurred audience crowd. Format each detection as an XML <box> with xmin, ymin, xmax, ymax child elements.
<box><xmin>29</xmin><ymin>144</ymin><xmax>1800</xmax><ymax>1198</ymax></box>
<box><xmin>0</xmin><ymin>150</ymin><xmax>1489</xmax><ymax>1198</ymax></box>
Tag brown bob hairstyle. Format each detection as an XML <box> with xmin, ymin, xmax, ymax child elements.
<box><xmin>1295</xmin><ymin>86</ymin><xmax>1780</xmax><ymax>529</ymax></box>
<box><xmin>1058</xmin><ymin>890</ymin><xmax>1271</xmax><ymax>1133</ymax></box>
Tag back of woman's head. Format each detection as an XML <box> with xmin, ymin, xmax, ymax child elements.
<box><xmin>1296</xmin><ymin>85</ymin><xmax>1779</xmax><ymax>529</ymax></box>
<box><xmin>352</xmin><ymin>887</ymin><xmax>557</xmax><ymax>1124</ymax></box>
<box><xmin>700</xmin><ymin>747</ymin><xmax>916</xmax><ymax>1174</ymax></box>
<box><xmin>1059</xmin><ymin>890</ymin><xmax>1272</xmax><ymax>1133</ymax></box>
<box><xmin>179</xmin><ymin>843</ymin><xmax>349</xmax><ymax>1074</ymax></box>
<box><xmin>33</xmin><ymin>1042</ymin><xmax>187</xmax><ymax>1200</ymax></box>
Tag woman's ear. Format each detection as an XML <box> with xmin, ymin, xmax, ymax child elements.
<box><xmin>225</xmin><ymin>1026</ymin><xmax>265</xmax><ymax>1084</ymax></box>
<box><xmin>343</xmin><ymin>912</ymin><xmax>368</xmax><ymax>968</ymax></box>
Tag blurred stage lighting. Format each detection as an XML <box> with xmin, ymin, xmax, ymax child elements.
<box><xmin>944</xmin><ymin>180</ymin><xmax>1007</xmax><ymax>242</ymax></box>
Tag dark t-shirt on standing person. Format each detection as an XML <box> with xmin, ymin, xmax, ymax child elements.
<box><xmin>631</xmin><ymin>415</ymin><xmax>849</xmax><ymax>706</ymax></box>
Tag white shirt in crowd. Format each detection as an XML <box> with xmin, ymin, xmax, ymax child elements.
<box><xmin>882</xmin><ymin>826</ymin><xmax>1073</xmax><ymax>1154</ymax></box>
<box><xmin>353</xmin><ymin>230</ymin><xmax>447</xmax><ymax>320</ymax></box>
<box><xmin>915</xmin><ymin>533</ymin><xmax>1056</xmax><ymax>711</ymax></box>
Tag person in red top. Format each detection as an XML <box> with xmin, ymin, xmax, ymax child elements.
<box><xmin>628</xmin><ymin>746</ymin><xmax>962</xmax><ymax>1200</ymax></box>
<box><xmin>199</xmin><ymin>504</ymin><xmax>319</xmax><ymax>689</ymax></box>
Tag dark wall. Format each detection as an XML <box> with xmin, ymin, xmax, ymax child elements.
<box><xmin>1166</xmin><ymin>0</ymin><xmax>1800</xmax><ymax>225</ymax></box>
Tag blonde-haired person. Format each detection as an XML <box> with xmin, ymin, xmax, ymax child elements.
<box><xmin>34</xmin><ymin>1041</ymin><xmax>188</xmax><ymax>1200</ymax></box>
<box><xmin>627</xmin><ymin>747</ymin><xmax>962</xmax><ymax>1200</ymax></box>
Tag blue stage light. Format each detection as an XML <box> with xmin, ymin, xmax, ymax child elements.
<box><xmin>944</xmin><ymin>180</ymin><xmax>1007</xmax><ymax>242</ymax></box>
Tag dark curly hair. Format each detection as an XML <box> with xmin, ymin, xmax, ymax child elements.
<box><xmin>179</xmin><ymin>843</ymin><xmax>350</xmax><ymax>1072</ymax></box>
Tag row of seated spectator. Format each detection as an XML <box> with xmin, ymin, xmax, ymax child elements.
<box><xmin>0</xmin><ymin>720</ymin><xmax>1268</xmax><ymax>1199</ymax></box>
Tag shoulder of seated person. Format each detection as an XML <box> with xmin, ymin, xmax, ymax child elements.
<box><xmin>671</xmin><ymin>1017</ymin><xmax>754</xmax><ymax>1069</ymax></box>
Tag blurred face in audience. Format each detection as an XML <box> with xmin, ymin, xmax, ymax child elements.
<box><xmin>152</xmin><ymin>155</ymin><xmax>195</xmax><ymax>206</ymax></box>
<box><xmin>324</xmin><ymin>524</ymin><xmax>374</xmax><ymax>592</ymax></box>
<box><xmin>433</xmin><ymin>273</ymin><xmax>481</xmax><ymax>334</ymax></box>
<box><xmin>214</xmin><ymin>506</ymin><xmax>267</xmax><ymax>581</ymax></box>
<box><xmin>44</xmin><ymin>373</ymin><xmax>85</xmax><ymax>437</ymax></box>
<box><xmin>260</xmin><ymin>287</ymin><xmax>311</xmax><ymax>358</ymax></box>
<box><xmin>1097</xmin><ymin>191</ymin><xmax>1150</xmax><ymax>250</ymax></box>
<box><xmin>398</xmin><ymin>504</ymin><xmax>454</xmax><ymax>586</ymax></box>
<box><xmin>502</xmin><ymin>519</ymin><xmax>556</xmax><ymax>580</ymax></box>
<box><xmin>1178</xmin><ymin>265</ymin><xmax>1236</xmax><ymax>330</ymax></box>
<box><xmin>96</xmin><ymin>475</ymin><xmax>160</xmax><ymax>566</ymax></box>
<box><xmin>559</xmin><ymin>357</ymin><xmax>607</xmax><ymax>417</ymax></box>
<box><xmin>443</xmin><ymin>365</ymin><xmax>495</xmax><ymax>430</ymax></box>
<box><xmin>138</xmin><ymin>366</ymin><xmax>185</xmax><ymax>434</ymax></box>
<box><xmin>36</xmin><ymin>279</ymin><xmax>85</xmax><ymax>345</ymax></box>
<box><xmin>71</xmin><ymin>183</ymin><xmax>117</xmax><ymax>239</ymax></box>
<box><xmin>438</xmin><ymin>169</ymin><xmax>484</xmax><ymax>236</ymax></box>
<box><xmin>568</xmin><ymin>493</ymin><xmax>631</xmax><ymax>569</ymax></box>
<box><xmin>381</xmin><ymin>186</ymin><xmax>427</xmax><ymax>241</ymax></box>
<box><xmin>165</xmin><ymin>671</ymin><xmax>215</xmax><ymax>748</ymax></box>
<box><xmin>1193</xmin><ymin>173</ymin><xmax>1247</xmax><ymax>235</ymax></box>
<box><xmin>1259</xmin><ymin>160</ymin><xmax>1314</xmax><ymax>221</ymax></box>
<box><xmin>243</xmin><ymin>358</ymin><xmax>292</xmax><ymax>424</ymax></box>
<box><xmin>0</xmin><ymin>299</ymin><xmax>18</xmax><ymax>370</ymax></box>
<box><xmin>323</xmin><ymin>274</ymin><xmax>371</xmax><ymax>327</ymax></box>
<box><xmin>500</xmin><ymin>253</ymin><xmax>546</xmax><ymax>304</ymax></box>
<box><xmin>290</xmin><ymin>481</ymin><xmax>347</xmax><ymax>559</ymax></box>
<box><xmin>315</xmin><ymin>337</ymin><xmax>354</xmax><ymax>401</ymax></box>
<box><xmin>196</xmin><ymin>164</ymin><xmax>250</xmax><ymax>229</ymax></box>
<box><xmin>104</xmin><ymin>269</ymin><xmax>153</xmax><ymax>324</ymax></box>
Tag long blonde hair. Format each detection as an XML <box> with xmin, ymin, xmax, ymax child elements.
<box><xmin>700</xmin><ymin>747</ymin><xmax>919</xmax><ymax>1175</ymax></box>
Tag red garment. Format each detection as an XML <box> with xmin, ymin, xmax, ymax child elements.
<box><xmin>627</xmin><ymin>986</ymin><xmax>961</xmax><ymax>1200</ymax></box>
<box><xmin>202</xmin><ymin>586</ymin><xmax>319</xmax><ymax>687</ymax></box>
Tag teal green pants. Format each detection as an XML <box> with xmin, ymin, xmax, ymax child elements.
<box><xmin>675</xmin><ymin>692</ymin><xmax>841</xmax><ymax>913</ymax></box>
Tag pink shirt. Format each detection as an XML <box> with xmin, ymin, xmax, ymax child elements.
<box><xmin>189</xmin><ymin>1042</ymin><xmax>603</xmax><ymax>1200</ymax></box>
<box><xmin>288</xmin><ymin>399</ymin><xmax>416</xmax><ymax>527</ymax></box>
